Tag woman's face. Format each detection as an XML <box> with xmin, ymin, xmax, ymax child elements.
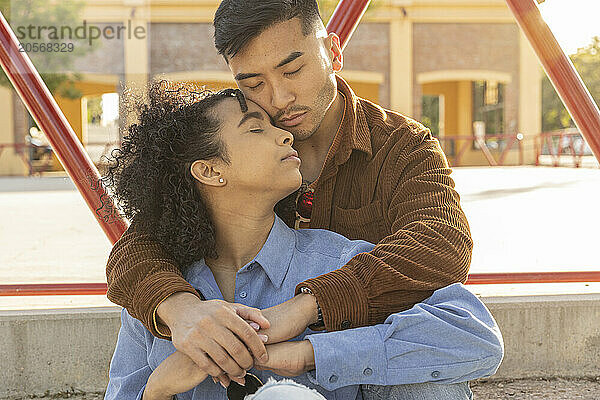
<box><xmin>210</xmin><ymin>98</ymin><xmax>302</xmax><ymax>198</ymax></box>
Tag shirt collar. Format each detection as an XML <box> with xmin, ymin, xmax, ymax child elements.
<box><xmin>252</xmin><ymin>214</ymin><xmax>296</xmax><ymax>288</ymax></box>
<box><xmin>334</xmin><ymin>75</ymin><xmax>373</xmax><ymax>165</ymax></box>
<box><xmin>185</xmin><ymin>214</ymin><xmax>296</xmax><ymax>291</ymax></box>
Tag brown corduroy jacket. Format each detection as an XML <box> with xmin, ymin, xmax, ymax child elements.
<box><xmin>106</xmin><ymin>76</ymin><xmax>473</xmax><ymax>339</ymax></box>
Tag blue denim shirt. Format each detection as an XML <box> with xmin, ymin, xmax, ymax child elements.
<box><xmin>105</xmin><ymin>215</ymin><xmax>503</xmax><ymax>400</ymax></box>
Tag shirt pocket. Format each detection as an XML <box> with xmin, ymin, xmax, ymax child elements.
<box><xmin>332</xmin><ymin>200</ymin><xmax>386</xmax><ymax>243</ymax></box>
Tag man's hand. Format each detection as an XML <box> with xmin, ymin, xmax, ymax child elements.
<box><xmin>143</xmin><ymin>351</ymin><xmax>208</xmax><ymax>400</ymax></box>
<box><xmin>157</xmin><ymin>292</ymin><xmax>270</xmax><ymax>383</ymax></box>
<box><xmin>255</xmin><ymin>293</ymin><xmax>319</xmax><ymax>344</ymax></box>
<box><xmin>254</xmin><ymin>340</ymin><xmax>315</xmax><ymax>377</ymax></box>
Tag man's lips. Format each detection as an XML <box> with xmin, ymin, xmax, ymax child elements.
<box><xmin>279</xmin><ymin>111</ymin><xmax>307</xmax><ymax>127</ymax></box>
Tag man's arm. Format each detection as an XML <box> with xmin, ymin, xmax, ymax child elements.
<box><xmin>304</xmin><ymin>283</ymin><xmax>504</xmax><ymax>391</ymax></box>
<box><xmin>296</xmin><ymin>127</ymin><xmax>473</xmax><ymax>331</ymax></box>
<box><xmin>106</xmin><ymin>222</ymin><xmax>200</xmax><ymax>338</ymax></box>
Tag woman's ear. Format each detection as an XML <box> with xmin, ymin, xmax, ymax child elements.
<box><xmin>190</xmin><ymin>160</ymin><xmax>226</xmax><ymax>186</ymax></box>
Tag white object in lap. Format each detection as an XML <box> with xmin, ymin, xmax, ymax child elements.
<box><xmin>245</xmin><ymin>377</ymin><xmax>327</xmax><ymax>400</ymax></box>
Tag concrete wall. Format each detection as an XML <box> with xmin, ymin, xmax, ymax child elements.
<box><xmin>1</xmin><ymin>294</ymin><xmax>599</xmax><ymax>398</ymax></box>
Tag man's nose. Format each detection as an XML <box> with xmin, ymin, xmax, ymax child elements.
<box><xmin>271</xmin><ymin>84</ymin><xmax>295</xmax><ymax>111</ymax></box>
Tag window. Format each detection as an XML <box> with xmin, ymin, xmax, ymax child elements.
<box><xmin>472</xmin><ymin>80</ymin><xmax>505</xmax><ymax>150</ymax></box>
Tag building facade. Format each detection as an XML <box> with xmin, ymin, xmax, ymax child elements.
<box><xmin>0</xmin><ymin>0</ymin><xmax>542</xmax><ymax>175</ymax></box>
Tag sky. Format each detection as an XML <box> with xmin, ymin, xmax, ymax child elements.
<box><xmin>538</xmin><ymin>0</ymin><xmax>600</xmax><ymax>54</ymax></box>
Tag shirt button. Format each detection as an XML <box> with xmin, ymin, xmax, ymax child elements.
<box><xmin>239</xmin><ymin>291</ymin><xmax>247</xmax><ymax>298</ymax></box>
<box><xmin>329</xmin><ymin>375</ymin><xmax>338</xmax><ymax>383</ymax></box>
<box><xmin>363</xmin><ymin>368</ymin><xmax>373</xmax><ymax>376</ymax></box>
<box><xmin>247</xmin><ymin>264</ymin><xmax>253</xmax><ymax>271</ymax></box>
<box><xmin>341</xmin><ymin>320</ymin><xmax>351</xmax><ymax>329</ymax></box>
<box><xmin>431</xmin><ymin>370</ymin><xmax>440</xmax><ymax>378</ymax></box>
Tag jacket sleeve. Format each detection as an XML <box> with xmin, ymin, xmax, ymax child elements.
<box><xmin>304</xmin><ymin>283</ymin><xmax>503</xmax><ymax>391</ymax></box>
<box><xmin>296</xmin><ymin>126</ymin><xmax>473</xmax><ymax>331</ymax></box>
<box><xmin>106</xmin><ymin>221</ymin><xmax>202</xmax><ymax>339</ymax></box>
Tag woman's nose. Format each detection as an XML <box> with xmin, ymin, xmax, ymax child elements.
<box><xmin>277</xmin><ymin>130</ymin><xmax>294</xmax><ymax>146</ymax></box>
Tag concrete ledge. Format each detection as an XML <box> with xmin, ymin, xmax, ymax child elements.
<box><xmin>1</xmin><ymin>294</ymin><xmax>599</xmax><ymax>397</ymax></box>
<box><xmin>483</xmin><ymin>293</ymin><xmax>600</xmax><ymax>380</ymax></box>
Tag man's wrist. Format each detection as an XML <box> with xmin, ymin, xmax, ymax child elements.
<box><xmin>298</xmin><ymin>287</ymin><xmax>324</xmax><ymax>329</ymax></box>
<box><xmin>156</xmin><ymin>291</ymin><xmax>202</xmax><ymax>328</ymax></box>
<box><xmin>295</xmin><ymin>292</ymin><xmax>319</xmax><ymax>326</ymax></box>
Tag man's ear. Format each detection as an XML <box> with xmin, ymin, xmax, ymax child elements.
<box><xmin>327</xmin><ymin>33</ymin><xmax>343</xmax><ymax>72</ymax></box>
<box><xmin>190</xmin><ymin>160</ymin><xmax>225</xmax><ymax>187</ymax></box>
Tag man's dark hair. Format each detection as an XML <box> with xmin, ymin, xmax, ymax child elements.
<box><xmin>214</xmin><ymin>0</ymin><xmax>322</xmax><ymax>58</ymax></box>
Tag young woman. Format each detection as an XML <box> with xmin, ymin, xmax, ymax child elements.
<box><xmin>104</xmin><ymin>81</ymin><xmax>503</xmax><ymax>400</ymax></box>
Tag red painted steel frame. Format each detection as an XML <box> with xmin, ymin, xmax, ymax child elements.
<box><xmin>0</xmin><ymin>12</ymin><xmax>128</xmax><ymax>244</ymax></box>
<box><xmin>327</xmin><ymin>0</ymin><xmax>372</xmax><ymax>50</ymax></box>
<box><xmin>3</xmin><ymin>271</ymin><xmax>600</xmax><ymax>296</ymax></box>
<box><xmin>506</xmin><ymin>0</ymin><xmax>600</xmax><ymax>163</ymax></box>
<box><xmin>1</xmin><ymin>1</ymin><xmax>599</xmax><ymax>298</ymax></box>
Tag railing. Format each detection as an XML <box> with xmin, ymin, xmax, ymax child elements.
<box><xmin>0</xmin><ymin>141</ymin><xmax>120</xmax><ymax>176</ymax></box>
<box><xmin>435</xmin><ymin>133</ymin><xmax>525</xmax><ymax>167</ymax></box>
<box><xmin>535</xmin><ymin>130</ymin><xmax>598</xmax><ymax>168</ymax></box>
<box><xmin>0</xmin><ymin>143</ymin><xmax>47</xmax><ymax>175</ymax></box>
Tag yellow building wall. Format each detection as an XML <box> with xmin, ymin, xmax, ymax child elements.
<box><xmin>51</xmin><ymin>81</ymin><xmax>118</xmax><ymax>171</ymax></box>
<box><xmin>0</xmin><ymin>87</ymin><xmax>27</xmax><ymax>176</ymax></box>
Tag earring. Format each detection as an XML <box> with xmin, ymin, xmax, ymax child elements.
<box><xmin>219</xmin><ymin>178</ymin><xmax>224</xmax><ymax>183</ymax></box>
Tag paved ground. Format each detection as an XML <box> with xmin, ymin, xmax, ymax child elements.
<box><xmin>2</xmin><ymin>378</ymin><xmax>600</xmax><ymax>399</ymax></box>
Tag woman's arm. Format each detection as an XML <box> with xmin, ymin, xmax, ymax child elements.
<box><xmin>105</xmin><ymin>309</ymin><xmax>156</xmax><ymax>400</ymax></box>
<box><xmin>106</xmin><ymin>309</ymin><xmax>211</xmax><ymax>400</ymax></box>
<box><xmin>303</xmin><ymin>283</ymin><xmax>504</xmax><ymax>391</ymax></box>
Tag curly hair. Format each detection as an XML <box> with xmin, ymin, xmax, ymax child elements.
<box><xmin>104</xmin><ymin>80</ymin><xmax>249</xmax><ymax>268</ymax></box>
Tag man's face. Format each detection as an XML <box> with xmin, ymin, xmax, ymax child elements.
<box><xmin>227</xmin><ymin>18</ymin><xmax>341</xmax><ymax>142</ymax></box>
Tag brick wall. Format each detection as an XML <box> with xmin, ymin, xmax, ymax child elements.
<box><xmin>149</xmin><ymin>23</ymin><xmax>228</xmax><ymax>76</ymax></box>
<box><xmin>342</xmin><ymin>22</ymin><xmax>390</xmax><ymax>108</ymax></box>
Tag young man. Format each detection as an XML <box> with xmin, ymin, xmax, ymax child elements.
<box><xmin>106</xmin><ymin>0</ymin><xmax>474</xmax><ymax>394</ymax></box>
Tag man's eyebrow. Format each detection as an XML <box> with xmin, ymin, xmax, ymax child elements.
<box><xmin>276</xmin><ymin>51</ymin><xmax>303</xmax><ymax>68</ymax></box>
<box><xmin>235</xmin><ymin>72</ymin><xmax>261</xmax><ymax>81</ymax></box>
<box><xmin>237</xmin><ymin>111</ymin><xmax>264</xmax><ymax>128</ymax></box>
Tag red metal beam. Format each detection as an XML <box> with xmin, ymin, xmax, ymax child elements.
<box><xmin>466</xmin><ymin>271</ymin><xmax>600</xmax><ymax>285</ymax></box>
<box><xmin>505</xmin><ymin>0</ymin><xmax>600</xmax><ymax>163</ymax></box>
<box><xmin>1</xmin><ymin>2</ymin><xmax>599</xmax><ymax>298</ymax></box>
<box><xmin>0</xmin><ymin>283</ymin><xmax>108</xmax><ymax>297</ymax></box>
<box><xmin>326</xmin><ymin>0</ymin><xmax>372</xmax><ymax>50</ymax></box>
<box><xmin>2</xmin><ymin>271</ymin><xmax>600</xmax><ymax>296</ymax></box>
<box><xmin>0</xmin><ymin>12</ymin><xmax>128</xmax><ymax>244</ymax></box>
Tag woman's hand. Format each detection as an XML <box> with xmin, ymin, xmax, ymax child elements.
<box><xmin>143</xmin><ymin>351</ymin><xmax>208</xmax><ymax>400</ymax></box>
<box><xmin>254</xmin><ymin>340</ymin><xmax>316</xmax><ymax>377</ymax></box>
<box><xmin>157</xmin><ymin>292</ymin><xmax>270</xmax><ymax>384</ymax></box>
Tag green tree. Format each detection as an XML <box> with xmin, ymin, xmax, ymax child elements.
<box><xmin>0</xmin><ymin>0</ymin><xmax>96</xmax><ymax>99</ymax></box>
<box><xmin>542</xmin><ymin>36</ymin><xmax>600</xmax><ymax>132</ymax></box>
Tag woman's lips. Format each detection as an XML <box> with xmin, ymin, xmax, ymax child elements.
<box><xmin>282</xmin><ymin>155</ymin><xmax>301</xmax><ymax>164</ymax></box>
<box><xmin>279</xmin><ymin>111</ymin><xmax>307</xmax><ymax>127</ymax></box>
